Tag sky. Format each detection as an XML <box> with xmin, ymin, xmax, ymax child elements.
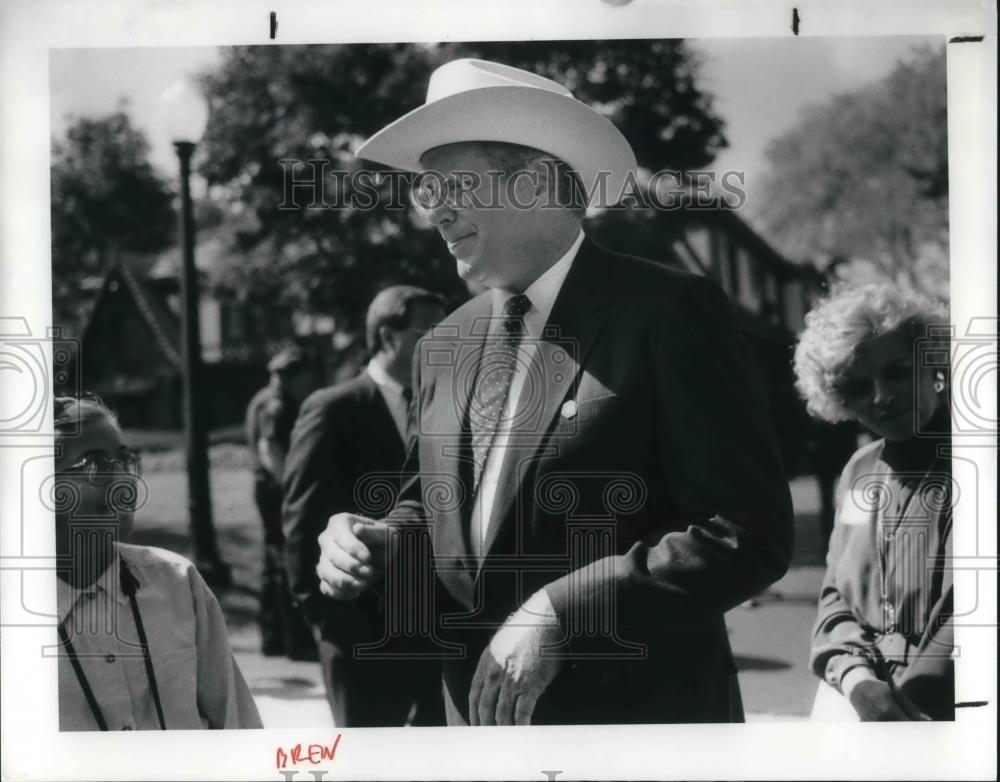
<box><xmin>689</xmin><ymin>36</ymin><xmax>940</xmax><ymax>219</ymax></box>
<box><xmin>50</xmin><ymin>46</ymin><xmax>223</xmax><ymax>180</ymax></box>
<box><xmin>49</xmin><ymin>36</ymin><xmax>941</xmax><ymax>220</ymax></box>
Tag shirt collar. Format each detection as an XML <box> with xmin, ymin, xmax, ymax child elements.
<box><xmin>56</xmin><ymin>548</ymin><xmax>128</xmax><ymax>622</ymax></box>
<box><xmin>491</xmin><ymin>229</ymin><xmax>585</xmax><ymax>339</ymax></box>
<box><xmin>366</xmin><ymin>357</ymin><xmax>404</xmax><ymax>395</ymax></box>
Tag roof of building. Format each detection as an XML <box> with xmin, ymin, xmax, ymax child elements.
<box><xmin>79</xmin><ymin>253</ymin><xmax>183</xmax><ymax>370</ymax></box>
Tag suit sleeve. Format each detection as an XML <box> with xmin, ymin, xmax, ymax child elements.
<box><xmin>282</xmin><ymin>393</ymin><xmax>340</xmax><ymax>625</ymax></box>
<box><xmin>545</xmin><ymin>276</ymin><xmax>794</xmax><ymax>643</ymax></box>
<box><xmin>378</xmin><ymin>342</ymin><xmax>441</xmax><ymax>645</ymax></box>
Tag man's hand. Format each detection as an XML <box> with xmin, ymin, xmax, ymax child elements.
<box><xmin>843</xmin><ymin>667</ymin><xmax>932</xmax><ymax>721</ymax></box>
<box><xmin>468</xmin><ymin>589</ymin><xmax>566</xmax><ymax>726</ymax></box>
<box><xmin>315</xmin><ymin>513</ymin><xmax>396</xmax><ymax>599</ymax></box>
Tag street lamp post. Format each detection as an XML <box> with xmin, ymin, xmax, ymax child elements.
<box><xmin>162</xmin><ymin>82</ymin><xmax>230</xmax><ymax>587</ymax></box>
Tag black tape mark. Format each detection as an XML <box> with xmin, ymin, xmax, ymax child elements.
<box><xmin>270</xmin><ymin>11</ymin><xmax>278</xmax><ymax>39</ymax></box>
<box><xmin>791</xmin><ymin>8</ymin><xmax>800</xmax><ymax>36</ymax></box>
<box><xmin>948</xmin><ymin>36</ymin><xmax>984</xmax><ymax>44</ymax></box>
<box><xmin>955</xmin><ymin>701</ymin><xmax>989</xmax><ymax>708</ymax></box>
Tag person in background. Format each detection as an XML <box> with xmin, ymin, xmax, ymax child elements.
<box><xmin>283</xmin><ymin>285</ymin><xmax>447</xmax><ymax>726</ymax></box>
<box><xmin>53</xmin><ymin>394</ymin><xmax>262</xmax><ymax>730</ymax></box>
<box><xmin>794</xmin><ymin>283</ymin><xmax>954</xmax><ymax>721</ymax></box>
<box><xmin>245</xmin><ymin>346</ymin><xmax>317</xmax><ymax>659</ymax></box>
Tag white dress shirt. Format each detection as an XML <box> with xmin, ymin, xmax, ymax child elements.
<box><xmin>367</xmin><ymin>357</ymin><xmax>409</xmax><ymax>441</ymax></box>
<box><xmin>56</xmin><ymin>543</ymin><xmax>262</xmax><ymax>731</ymax></box>
<box><xmin>469</xmin><ymin>229</ymin><xmax>585</xmax><ymax>557</ymax></box>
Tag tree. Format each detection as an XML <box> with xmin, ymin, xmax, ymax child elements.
<box><xmin>51</xmin><ymin>110</ymin><xmax>176</xmax><ymax>331</ymax></box>
<box><xmin>451</xmin><ymin>39</ymin><xmax>726</xmax><ymax>173</ymax></box>
<box><xmin>197</xmin><ymin>41</ymin><xmax>727</xmax><ymax>332</ymax></box>
<box><xmin>755</xmin><ymin>46</ymin><xmax>948</xmax><ymax>296</ymax></box>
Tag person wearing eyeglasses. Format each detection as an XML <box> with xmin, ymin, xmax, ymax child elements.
<box><xmin>315</xmin><ymin>60</ymin><xmax>793</xmax><ymax>726</ymax></box>
<box><xmin>53</xmin><ymin>394</ymin><xmax>262</xmax><ymax>731</ymax></box>
<box><xmin>283</xmin><ymin>285</ymin><xmax>447</xmax><ymax>726</ymax></box>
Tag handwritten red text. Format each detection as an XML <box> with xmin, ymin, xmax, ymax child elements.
<box><xmin>275</xmin><ymin>735</ymin><xmax>342</xmax><ymax>769</ymax></box>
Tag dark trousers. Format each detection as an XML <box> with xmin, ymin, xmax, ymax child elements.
<box><xmin>254</xmin><ymin>480</ymin><xmax>315</xmax><ymax>658</ymax></box>
<box><xmin>317</xmin><ymin>638</ymin><xmax>445</xmax><ymax>727</ymax></box>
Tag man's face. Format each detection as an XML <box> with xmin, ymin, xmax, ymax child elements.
<box><xmin>416</xmin><ymin>143</ymin><xmax>540</xmax><ymax>292</ymax></box>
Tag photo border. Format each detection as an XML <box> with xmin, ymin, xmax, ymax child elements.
<box><xmin>1</xmin><ymin>1</ymin><xmax>995</xmax><ymax>780</ymax></box>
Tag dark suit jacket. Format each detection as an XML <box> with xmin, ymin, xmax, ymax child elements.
<box><xmin>383</xmin><ymin>237</ymin><xmax>794</xmax><ymax>725</ymax></box>
<box><xmin>282</xmin><ymin>373</ymin><xmax>406</xmax><ymax>644</ymax></box>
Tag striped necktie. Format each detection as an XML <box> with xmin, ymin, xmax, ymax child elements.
<box><xmin>468</xmin><ymin>293</ymin><xmax>532</xmax><ymax>493</ymax></box>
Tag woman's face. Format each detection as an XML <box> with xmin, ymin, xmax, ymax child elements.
<box><xmin>835</xmin><ymin>328</ymin><xmax>943</xmax><ymax>441</ymax></box>
<box><xmin>54</xmin><ymin>416</ymin><xmax>139</xmax><ymax>556</ymax></box>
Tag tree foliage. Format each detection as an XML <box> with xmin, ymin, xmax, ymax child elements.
<box><xmin>450</xmin><ymin>39</ymin><xmax>726</xmax><ymax>172</ymax></box>
<box><xmin>756</xmin><ymin>46</ymin><xmax>948</xmax><ymax>295</ymax></box>
<box><xmin>51</xmin><ymin>111</ymin><xmax>176</xmax><ymax>330</ymax></box>
<box><xmin>197</xmin><ymin>41</ymin><xmax>727</xmax><ymax>329</ymax></box>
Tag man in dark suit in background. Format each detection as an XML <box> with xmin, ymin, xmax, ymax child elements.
<box><xmin>283</xmin><ymin>285</ymin><xmax>447</xmax><ymax>726</ymax></box>
<box><xmin>317</xmin><ymin>59</ymin><xmax>794</xmax><ymax>725</ymax></box>
<box><xmin>245</xmin><ymin>346</ymin><xmax>317</xmax><ymax>659</ymax></box>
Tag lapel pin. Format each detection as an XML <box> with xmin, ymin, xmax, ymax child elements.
<box><xmin>561</xmin><ymin>400</ymin><xmax>577</xmax><ymax>419</ymax></box>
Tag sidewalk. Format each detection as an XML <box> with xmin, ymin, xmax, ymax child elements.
<box><xmin>725</xmin><ymin>477</ymin><xmax>827</xmax><ymax>720</ymax></box>
<box><xmin>132</xmin><ymin>451</ymin><xmax>828</xmax><ymax>726</ymax></box>
<box><xmin>228</xmin><ymin>626</ymin><xmax>334</xmax><ymax>729</ymax></box>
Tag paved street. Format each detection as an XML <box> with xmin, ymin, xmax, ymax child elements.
<box><xmin>133</xmin><ymin>448</ymin><xmax>829</xmax><ymax>727</ymax></box>
<box><xmin>725</xmin><ymin>477</ymin><xmax>827</xmax><ymax>720</ymax></box>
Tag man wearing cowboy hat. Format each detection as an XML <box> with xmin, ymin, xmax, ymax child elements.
<box><xmin>316</xmin><ymin>59</ymin><xmax>793</xmax><ymax>725</ymax></box>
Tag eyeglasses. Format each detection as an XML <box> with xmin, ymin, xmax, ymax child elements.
<box><xmin>60</xmin><ymin>448</ymin><xmax>142</xmax><ymax>486</ymax></box>
<box><xmin>408</xmin><ymin>172</ymin><xmax>483</xmax><ymax>212</ymax></box>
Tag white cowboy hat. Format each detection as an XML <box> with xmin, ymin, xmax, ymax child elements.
<box><xmin>356</xmin><ymin>58</ymin><xmax>637</xmax><ymax>209</ymax></box>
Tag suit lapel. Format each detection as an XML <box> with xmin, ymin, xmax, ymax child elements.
<box><xmin>426</xmin><ymin>294</ymin><xmax>492</xmax><ymax>574</ymax></box>
<box><xmin>478</xmin><ymin>238</ymin><xmax>614</xmax><ymax>569</ymax></box>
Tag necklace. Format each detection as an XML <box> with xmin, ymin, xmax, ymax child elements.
<box><xmin>874</xmin><ymin>454</ymin><xmax>944</xmax><ymax>637</ymax></box>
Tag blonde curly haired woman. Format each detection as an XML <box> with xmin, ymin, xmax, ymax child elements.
<box><xmin>794</xmin><ymin>283</ymin><xmax>953</xmax><ymax>721</ymax></box>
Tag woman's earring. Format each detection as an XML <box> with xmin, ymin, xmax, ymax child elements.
<box><xmin>934</xmin><ymin>374</ymin><xmax>946</xmax><ymax>394</ymax></box>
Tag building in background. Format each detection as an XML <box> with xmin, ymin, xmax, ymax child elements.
<box><xmin>69</xmin><ymin>202</ymin><xmax>825</xmax><ymax>475</ymax></box>
<box><xmin>589</xmin><ymin>194</ymin><xmax>825</xmax><ymax>475</ymax></box>
<box><xmin>66</xmin><ymin>224</ymin><xmax>339</xmax><ymax>431</ymax></box>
